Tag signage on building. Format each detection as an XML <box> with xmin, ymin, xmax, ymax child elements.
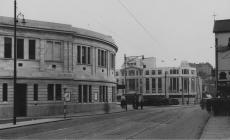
<box><xmin>117</xmin><ymin>85</ymin><xmax>126</xmax><ymax>89</ymax></box>
<box><xmin>64</xmin><ymin>92</ymin><xmax>71</xmax><ymax>102</ymax></box>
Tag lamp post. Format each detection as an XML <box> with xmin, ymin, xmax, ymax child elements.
<box><xmin>187</xmin><ymin>78</ymin><xmax>190</xmax><ymax>104</ymax></box>
<box><xmin>13</xmin><ymin>0</ymin><xmax>26</xmax><ymax>125</ymax></box>
<box><xmin>124</xmin><ymin>54</ymin><xmax>127</xmax><ymax>96</ymax></box>
<box><xmin>215</xmin><ymin>41</ymin><xmax>219</xmax><ymax>97</ymax></box>
<box><xmin>181</xmin><ymin>77</ymin><xmax>184</xmax><ymax>105</ymax></box>
<box><xmin>164</xmin><ymin>71</ymin><xmax>167</xmax><ymax>98</ymax></box>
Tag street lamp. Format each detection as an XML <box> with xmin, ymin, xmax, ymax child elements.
<box><xmin>164</xmin><ymin>71</ymin><xmax>168</xmax><ymax>98</ymax></box>
<box><xmin>124</xmin><ymin>54</ymin><xmax>127</xmax><ymax>96</ymax></box>
<box><xmin>13</xmin><ymin>0</ymin><xmax>26</xmax><ymax>125</ymax></box>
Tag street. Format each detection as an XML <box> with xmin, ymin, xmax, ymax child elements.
<box><xmin>0</xmin><ymin>105</ymin><xmax>209</xmax><ymax>139</ymax></box>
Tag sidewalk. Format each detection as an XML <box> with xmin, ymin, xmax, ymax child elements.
<box><xmin>0</xmin><ymin>104</ymin><xmax>133</xmax><ymax>130</ymax></box>
<box><xmin>200</xmin><ymin>116</ymin><xmax>230</xmax><ymax>139</ymax></box>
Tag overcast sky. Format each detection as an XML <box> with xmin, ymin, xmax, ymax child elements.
<box><xmin>1</xmin><ymin>0</ymin><xmax>230</xmax><ymax>68</ymax></box>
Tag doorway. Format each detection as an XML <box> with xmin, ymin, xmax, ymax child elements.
<box><xmin>15</xmin><ymin>84</ymin><xmax>27</xmax><ymax>117</ymax></box>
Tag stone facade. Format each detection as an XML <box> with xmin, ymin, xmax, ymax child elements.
<box><xmin>116</xmin><ymin>57</ymin><xmax>202</xmax><ymax>104</ymax></box>
<box><xmin>0</xmin><ymin>16</ymin><xmax>118</xmax><ymax>118</ymax></box>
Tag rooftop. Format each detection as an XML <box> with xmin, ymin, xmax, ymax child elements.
<box><xmin>0</xmin><ymin>16</ymin><xmax>116</xmax><ymax>49</ymax></box>
<box><xmin>213</xmin><ymin>19</ymin><xmax>230</xmax><ymax>33</ymax></box>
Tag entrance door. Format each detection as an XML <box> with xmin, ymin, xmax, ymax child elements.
<box><xmin>16</xmin><ymin>84</ymin><xmax>27</xmax><ymax>117</ymax></box>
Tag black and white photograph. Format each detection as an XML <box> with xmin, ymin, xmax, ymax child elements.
<box><xmin>0</xmin><ymin>0</ymin><xmax>230</xmax><ymax>139</ymax></box>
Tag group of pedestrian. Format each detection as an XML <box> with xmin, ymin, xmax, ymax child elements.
<box><xmin>201</xmin><ymin>97</ymin><xmax>230</xmax><ymax>116</ymax></box>
<box><xmin>120</xmin><ymin>94</ymin><xmax>144</xmax><ymax>111</ymax></box>
<box><xmin>120</xmin><ymin>95</ymin><xmax>127</xmax><ymax>111</ymax></box>
<box><xmin>132</xmin><ymin>94</ymin><xmax>144</xmax><ymax>110</ymax></box>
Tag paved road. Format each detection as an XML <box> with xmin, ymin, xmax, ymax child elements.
<box><xmin>0</xmin><ymin>105</ymin><xmax>209</xmax><ymax>139</ymax></box>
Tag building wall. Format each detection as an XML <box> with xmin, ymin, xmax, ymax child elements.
<box><xmin>0</xmin><ymin>17</ymin><xmax>118</xmax><ymax>118</ymax></box>
<box><xmin>116</xmin><ymin>66</ymin><xmax>202</xmax><ymax>104</ymax></box>
<box><xmin>215</xmin><ymin>33</ymin><xmax>230</xmax><ymax>80</ymax></box>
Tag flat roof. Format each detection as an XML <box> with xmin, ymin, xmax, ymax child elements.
<box><xmin>0</xmin><ymin>16</ymin><xmax>117</xmax><ymax>50</ymax></box>
<box><xmin>213</xmin><ymin>19</ymin><xmax>230</xmax><ymax>33</ymax></box>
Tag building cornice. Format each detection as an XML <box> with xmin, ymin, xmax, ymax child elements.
<box><xmin>0</xmin><ymin>23</ymin><xmax>118</xmax><ymax>52</ymax></box>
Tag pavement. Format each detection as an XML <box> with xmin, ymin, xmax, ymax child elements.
<box><xmin>2</xmin><ymin>104</ymin><xmax>230</xmax><ymax>139</ymax></box>
<box><xmin>200</xmin><ymin>115</ymin><xmax>230</xmax><ymax>139</ymax></box>
<box><xmin>0</xmin><ymin>104</ymin><xmax>133</xmax><ymax>130</ymax></box>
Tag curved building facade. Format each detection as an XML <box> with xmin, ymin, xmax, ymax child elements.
<box><xmin>0</xmin><ymin>16</ymin><xmax>118</xmax><ymax>118</ymax></box>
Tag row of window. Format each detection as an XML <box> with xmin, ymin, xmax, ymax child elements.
<box><xmin>0</xmin><ymin>84</ymin><xmax>62</xmax><ymax>102</ymax></box>
<box><xmin>1</xmin><ymin>84</ymin><xmax>116</xmax><ymax>102</ymax></box>
<box><xmin>3</xmin><ymin>38</ymin><xmax>115</xmax><ymax>69</ymax></box>
<box><xmin>78</xmin><ymin>85</ymin><xmax>92</xmax><ymax>103</ymax></box>
<box><xmin>98</xmin><ymin>49</ymin><xmax>107</xmax><ymax>67</ymax></box>
<box><xmin>1</xmin><ymin>83</ymin><xmax>40</xmax><ymax>102</ymax></box>
<box><xmin>4</xmin><ymin>37</ymin><xmax>36</xmax><ymax>60</ymax></box>
<box><xmin>118</xmin><ymin>77</ymin><xmax>196</xmax><ymax>94</ymax></box>
<box><xmin>145</xmin><ymin>77</ymin><xmax>196</xmax><ymax>93</ymax></box>
<box><xmin>46</xmin><ymin>41</ymin><xmax>63</xmax><ymax>61</ymax></box>
<box><xmin>47</xmin><ymin>84</ymin><xmax>62</xmax><ymax>101</ymax></box>
<box><xmin>116</xmin><ymin>69</ymin><xmax>196</xmax><ymax>76</ymax></box>
<box><xmin>77</xmin><ymin>45</ymin><xmax>91</xmax><ymax>65</ymax></box>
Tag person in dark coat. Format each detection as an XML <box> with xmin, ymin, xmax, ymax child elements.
<box><xmin>138</xmin><ymin>95</ymin><xmax>144</xmax><ymax>110</ymax></box>
<box><xmin>121</xmin><ymin>96</ymin><xmax>127</xmax><ymax>111</ymax></box>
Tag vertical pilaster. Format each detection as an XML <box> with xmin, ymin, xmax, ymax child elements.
<box><xmin>91</xmin><ymin>47</ymin><xmax>95</xmax><ymax>75</ymax></box>
<box><xmin>0</xmin><ymin>36</ymin><xmax>4</xmax><ymax>58</ymax></box>
<box><xmin>156</xmin><ymin>77</ymin><xmax>158</xmax><ymax>94</ymax></box>
<box><xmin>39</xmin><ymin>40</ymin><xmax>46</xmax><ymax>71</ymax></box>
<box><xmin>24</xmin><ymin>38</ymin><xmax>28</xmax><ymax>59</ymax></box>
<box><xmin>150</xmin><ymin>77</ymin><xmax>152</xmax><ymax>94</ymax></box>
<box><xmin>68</xmin><ymin>42</ymin><xmax>73</xmax><ymax>72</ymax></box>
<box><xmin>36</xmin><ymin>38</ymin><xmax>40</xmax><ymax>60</ymax></box>
<box><xmin>63</xmin><ymin>41</ymin><xmax>68</xmax><ymax>72</ymax></box>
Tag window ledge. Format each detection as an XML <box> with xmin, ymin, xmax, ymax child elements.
<box><xmin>76</xmin><ymin>63</ymin><xmax>92</xmax><ymax>66</ymax></box>
<box><xmin>45</xmin><ymin>60</ymin><xmax>64</xmax><ymax>63</ymax></box>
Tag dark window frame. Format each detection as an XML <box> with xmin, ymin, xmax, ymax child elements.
<box><xmin>55</xmin><ymin>84</ymin><xmax>62</xmax><ymax>100</ymax></box>
<box><xmin>3</xmin><ymin>83</ymin><xmax>8</xmax><ymax>102</ymax></box>
<box><xmin>17</xmin><ymin>39</ymin><xmax>24</xmax><ymax>59</ymax></box>
<box><xmin>29</xmin><ymin>40</ymin><xmax>36</xmax><ymax>60</ymax></box>
<box><xmin>78</xmin><ymin>85</ymin><xmax>82</xmax><ymax>103</ymax></box>
<box><xmin>47</xmin><ymin>84</ymin><xmax>54</xmax><ymax>100</ymax></box>
<box><xmin>33</xmin><ymin>84</ymin><xmax>38</xmax><ymax>101</ymax></box>
<box><xmin>4</xmin><ymin>37</ymin><xmax>12</xmax><ymax>58</ymax></box>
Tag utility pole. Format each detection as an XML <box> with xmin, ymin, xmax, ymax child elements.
<box><xmin>181</xmin><ymin>77</ymin><xmax>184</xmax><ymax>105</ymax></box>
<box><xmin>215</xmin><ymin>39</ymin><xmax>218</xmax><ymax>96</ymax></box>
<box><xmin>13</xmin><ymin>0</ymin><xmax>17</xmax><ymax>125</ymax></box>
<box><xmin>187</xmin><ymin>78</ymin><xmax>190</xmax><ymax>104</ymax></box>
<box><xmin>124</xmin><ymin>54</ymin><xmax>127</xmax><ymax>95</ymax></box>
<box><xmin>13</xmin><ymin>0</ymin><xmax>26</xmax><ymax>125</ymax></box>
<box><xmin>165</xmin><ymin>71</ymin><xmax>167</xmax><ymax>98</ymax></box>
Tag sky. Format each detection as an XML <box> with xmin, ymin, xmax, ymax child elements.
<box><xmin>1</xmin><ymin>0</ymin><xmax>230</xmax><ymax>68</ymax></box>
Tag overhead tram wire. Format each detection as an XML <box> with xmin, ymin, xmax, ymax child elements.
<box><xmin>117</xmin><ymin>0</ymin><xmax>161</xmax><ymax>47</ymax></box>
<box><xmin>86</xmin><ymin>14</ymin><xmax>137</xmax><ymax>47</ymax></box>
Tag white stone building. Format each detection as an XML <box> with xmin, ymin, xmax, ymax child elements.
<box><xmin>116</xmin><ymin>57</ymin><xmax>202</xmax><ymax>104</ymax></box>
<box><xmin>0</xmin><ymin>16</ymin><xmax>117</xmax><ymax>118</ymax></box>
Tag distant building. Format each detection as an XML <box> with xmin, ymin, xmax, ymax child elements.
<box><xmin>116</xmin><ymin>56</ymin><xmax>202</xmax><ymax>104</ymax></box>
<box><xmin>189</xmin><ymin>62</ymin><xmax>215</xmax><ymax>96</ymax></box>
<box><xmin>0</xmin><ymin>16</ymin><xmax>118</xmax><ymax>118</ymax></box>
<box><xmin>189</xmin><ymin>62</ymin><xmax>213</xmax><ymax>78</ymax></box>
<box><xmin>213</xmin><ymin>19</ymin><xmax>230</xmax><ymax>97</ymax></box>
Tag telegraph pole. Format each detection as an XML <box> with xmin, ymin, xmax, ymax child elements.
<box><xmin>13</xmin><ymin>0</ymin><xmax>26</xmax><ymax>125</ymax></box>
<box><xmin>13</xmin><ymin>0</ymin><xmax>17</xmax><ymax>125</ymax></box>
<box><xmin>187</xmin><ymin>78</ymin><xmax>190</xmax><ymax>104</ymax></box>
<box><xmin>124</xmin><ymin>54</ymin><xmax>127</xmax><ymax>95</ymax></box>
<box><xmin>165</xmin><ymin>71</ymin><xmax>167</xmax><ymax>98</ymax></box>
